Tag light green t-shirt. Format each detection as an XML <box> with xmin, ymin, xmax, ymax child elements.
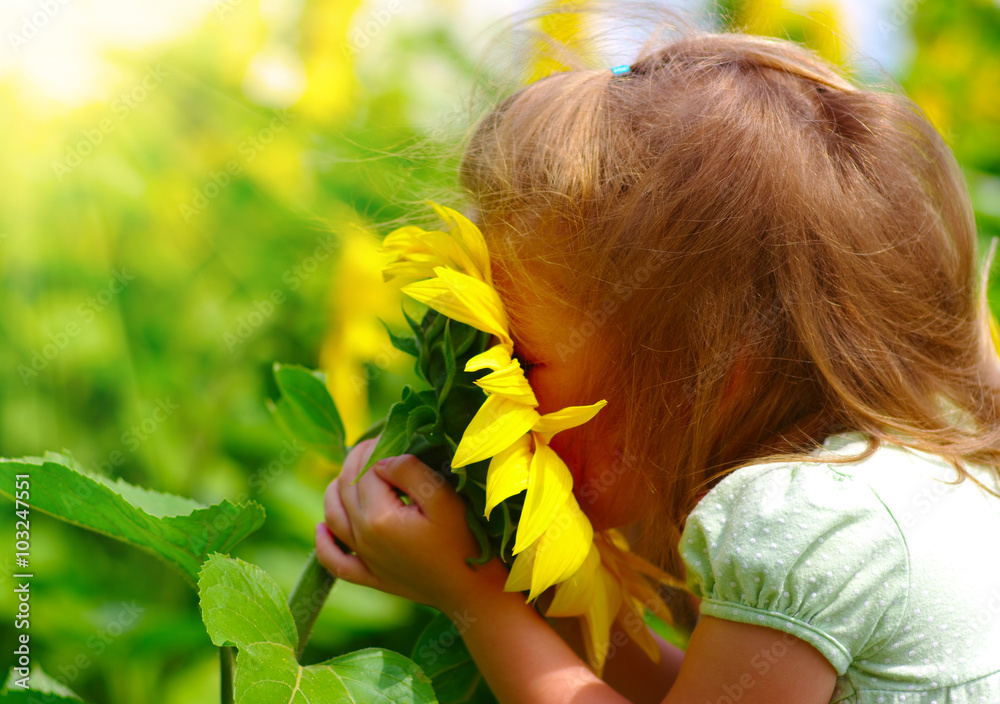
<box><xmin>680</xmin><ymin>432</ymin><xmax>1000</xmax><ymax>703</ymax></box>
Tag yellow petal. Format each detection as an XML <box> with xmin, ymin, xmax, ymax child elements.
<box><xmin>504</xmin><ymin>542</ymin><xmax>536</xmax><ymax>594</ymax></box>
<box><xmin>452</xmin><ymin>394</ymin><xmax>539</xmax><ymax>468</ymax></box>
<box><xmin>467</xmin><ymin>346</ymin><xmax>533</xmax><ymax>400</ymax></box>
<box><xmin>527</xmin><ymin>496</ymin><xmax>593</xmax><ymax>599</ymax></box>
<box><xmin>619</xmin><ymin>595</ymin><xmax>661</xmax><ymax>663</ymax></box>
<box><xmin>619</xmin><ymin>550</ymin><xmax>688</xmax><ymax>593</ymax></box>
<box><xmin>532</xmin><ymin>400</ymin><xmax>608</xmax><ymax>442</ymax></box>
<box><xmin>485</xmin><ymin>434</ymin><xmax>532</xmax><ymax>518</ymax></box>
<box><xmin>417</xmin><ymin>230</ymin><xmax>482</xmax><ymax>282</ymax></box>
<box><xmin>580</xmin><ymin>563</ymin><xmax>623</xmax><ymax>675</ymax></box>
<box><xmin>402</xmin><ymin>268</ymin><xmax>512</xmax><ymax>348</ymax></box>
<box><xmin>429</xmin><ymin>202</ymin><xmax>492</xmax><ymax>284</ymax></box>
<box><xmin>513</xmin><ymin>439</ymin><xmax>574</xmax><ymax>553</ymax></box>
<box><xmin>475</xmin><ymin>360</ymin><xmax>538</xmax><ymax>405</ymax></box>
<box><xmin>465</xmin><ymin>344</ymin><xmax>512</xmax><ymax>372</ymax></box>
<box><xmin>382</xmin><ymin>228</ymin><xmax>449</xmax><ymax>283</ymax></box>
<box><xmin>382</xmin><ymin>225</ymin><xmax>432</xmax><ymax>255</ymax></box>
<box><xmin>601</xmin><ymin>528</ymin><xmax>631</xmax><ymax>553</ymax></box>
<box><xmin>599</xmin><ymin>529</ymin><xmax>688</xmax><ymax>593</ymax></box>
<box><xmin>545</xmin><ymin>542</ymin><xmax>601</xmax><ymax>617</ymax></box>
<box><xmin>382</xmin><ymin>260</ymin><xmax>438</xmax><ymax>283</ymax></box>
<box><xmin>386</xmin><ymin>250</ymin><xmax>444</xmax><ymax>266</ymax></box>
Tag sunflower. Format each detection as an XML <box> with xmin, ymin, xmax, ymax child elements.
<box><xmin>383</xmin><ymin>203</ymin><xmax>684</xmax><ymax>674</ymax></box>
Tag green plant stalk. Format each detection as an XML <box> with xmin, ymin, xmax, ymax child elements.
<box><xmin>220</xmin><ymin>646</ymin><xmax>234</xmax><ymax>704</ymax></box>
<box><xmin>288</xmin><ymin>549</ymin><xmax>337</xmax><ymax>658</ymax></box>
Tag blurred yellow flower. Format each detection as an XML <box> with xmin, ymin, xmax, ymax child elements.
<box><xmin>322</xmin><ymin>223</ymin><xmax>408</xmax><ymax>443</ymax></box>
<box><xmin>382</xmin><ymin>203</ymin><xmax>681</xmax><ymax>674</ymax></box>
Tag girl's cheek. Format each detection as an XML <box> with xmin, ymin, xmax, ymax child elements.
<box><xmin>548</xmin><ymin>428</ymin><xmax>585</xmax><ymax>484</ymax></box>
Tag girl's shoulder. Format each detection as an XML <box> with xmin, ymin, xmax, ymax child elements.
<box><xmin>681</xmin><ymin>431</ymin><xmax>1000</xmax><ymax>681</ymax></box>
<box><xmin>697</xmin><ymin>430</ymin><xmax>1000</xmax><ymax>533</ymax></box>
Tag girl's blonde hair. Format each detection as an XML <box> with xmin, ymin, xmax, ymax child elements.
<box><xmin>458</xmin><ymin>27</ymin><xmax>1000</xmax><ymax>574</ymax></box>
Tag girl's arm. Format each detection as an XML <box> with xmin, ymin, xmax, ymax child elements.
<box><xmin>547</xmin><ymin>612</ymin><xmax>684</xmax><ymax>704</ymax></box>
<box><xmin>314</xmin><ymin>443</ymin><xmax>838</xmax><ymax>704</ymax></box>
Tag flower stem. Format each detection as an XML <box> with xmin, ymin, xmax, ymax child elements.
<box><xmin>220</xmin><ymin>646</ymin><xmax>234</xmax><ymax>704</ymax></box>
<box><xmin>288</xmin><ymin>550</ymin><xmax>336</xmax><ymax>658</ymax></box>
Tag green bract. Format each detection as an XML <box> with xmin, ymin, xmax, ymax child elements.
<box><xmin>271</xmin><ymin>308</ymin><xmax>526</xmax><ymax>567</ymax></box>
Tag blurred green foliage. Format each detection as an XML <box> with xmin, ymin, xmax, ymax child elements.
<box><xmin>0</xmin><ymin>1</ymin><xmax>997</xmax><ymax>702</ymax></box>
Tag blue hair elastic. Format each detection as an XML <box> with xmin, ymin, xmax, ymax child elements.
<box><xmin>610</xmin><ymin>64</ymin><xmax>631</xmax><ymax>75</ymax></box>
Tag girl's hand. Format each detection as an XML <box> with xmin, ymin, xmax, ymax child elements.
<box><xmin>314</xmin><ymin>439</ymin><xmax>509</xmax><ymax>614</ymax></box>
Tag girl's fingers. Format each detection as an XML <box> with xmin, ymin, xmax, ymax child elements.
<box><xmin>338</xmin><ymin>438</ymin><xmax>379</xmax><ymax>484</ymax></box>
<box><xmin>355</xmin><ymin>459</ymin><xmax>409</xmax><ymax>518</ymax></box>
<box><xmin>372</xmin><ymin>455</ymin><xmax>457</xmax><ymax>520</ymax></box>
<box><xmin>338</xmin><ymin>466</ymin><xmax>364</xmax><ymax>528</ymax></box>
<box><xmin>314</xmin><ymin>523</ymin><xmax>377</xmax><ymax>587</ymax></box>
<box><xmin>323</xmin><ymin>479</ymin><xmax>357</xmax><ymax>551</ymax></box>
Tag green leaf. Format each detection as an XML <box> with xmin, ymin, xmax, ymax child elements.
<box><xmin>449</xmin><ymin>321</ymin><xmax>479</xmax><ymax>359</ymax></box>
<box><xmin>645</xmin><ymin>610</ymin><xmax>691</xmax><ymax>651</ymax></box>
<box><xmin>496</xmin><ymin>503</ymin><xmax>517</xmax><ymax>560</ymax></box>
<box><xmin>438</xmin><ymin>385</ymin><xmax>487</xmax><ymax>443</ymax></box>
<box><xmin>270</xmin><ymin>398</ymin><xmax>335</xmax><ymax>460</ymax></box>
<box><xmin>0</xmin><ymin>458</ymin><xmax>265</xmax><ymax>587</ymax></box>
<box><xmin>355</xmin><ymin>418</ymin><xmax>387</xmax><ymax>445</ymax></box>
<box><xmin>234</xmin><ymin>643</ymin><xmax>437</xmax><ymax>704</ymax></box>
<box><xmin>1</xmin><ymin>663</ymin><xmax>86</xmax><ymax>702</ymax></box>
<box><xmin>382</xmin><ymin>319</ymin><xmax>420</xmax><ymax>358</ymax></box>
<box><xmin>464</xmin><ymin>503</ymin><xmax>494</xmax><ymax>566</ymax></box>
<box><xmin>0</xmin><ymin>689</ymin><xmax>84</xmax><ymax>703</ymax></box>
<box><xmin>272</xmin><ymin>364</ymin><xmax>347</xmax><ymax>463</ymax></box>
<box><xmin>437</xmin><ymin>321</ymin><xmax>458</xmax><ymax>406</ymax></box>
<box><xmin>407</xmin><ymin>405</ymin><xmax>439</xmax><ymax>438</ymax></box>
<box><xmin>199</xmin><ymin>555</ymin><xmax>437</xmax><ymax>704</ymax></box>
<box><xmin>403</xmin><ymin>305</ymin><xmax>424</xmax><ymax>340</ymax></box>
<box><xmin>411</xmin><ymin>614</ymin><xmax>496</xmax><ymax>704</ymax></box>
<box><xmin>327</xmin><ymin>649</ymin><xmax>439</xmax><ymax>704</ymax></box>
<box><xmin>361</xmin><ymin>387</ymin><xmax>425</xmax><ymax>474</ymax></box>
<box><xmin>403</xmin><ymin>307</ymin><xmax>430</xmax><ymax>383</ymax></box>
<box><xmin>200</xmin><ymin>555</ymin><xmax>298</xmax><ymax>649</ymax></box>
<box><xmin>423</xmin><ymin>309</ymin><xmax>447</xmax><ymax>340</ymax></box>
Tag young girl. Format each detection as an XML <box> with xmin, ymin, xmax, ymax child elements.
<box><xmin>314</xmin><ymin>25</ymin><xmax>1000</xmax><ymax>704</ymax></box>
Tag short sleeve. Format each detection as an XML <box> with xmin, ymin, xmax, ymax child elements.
<box><xmin>680</xmin><ymin>461</ymin><xmax>910</xmax><ymax>675</ymax></box>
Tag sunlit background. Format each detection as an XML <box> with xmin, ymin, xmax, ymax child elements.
<box><xmin>0</xmin><ymin>0</ymin><xmax>998</xmax><ymax>701</ymax></box>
